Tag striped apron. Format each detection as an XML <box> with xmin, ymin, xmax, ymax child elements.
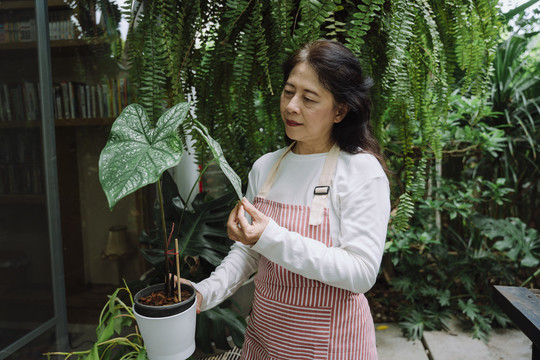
<box><xmin>241</xmin><ymin>143</ymin><xmax>377</xmax><ymax>360</ymax></box>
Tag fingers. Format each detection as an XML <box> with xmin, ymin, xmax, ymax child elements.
<box><xmin>236</xmin><ymin>203</ymin><xmax>251</xmax><ymax>229</ymax></box>
<box><xmin>179</xmin><ymin>278</ymin><xmax>191</xmax><ymax>285</ymax></box>
<box><xmin>177</xmin><ymin>277</ymin><xmax>202</xmax><ymax>314</ymax></box>
<box><xmin>226</xmin><ymin>198</ymin><xmax>268</xmax><ymax>245</ymax></box>
<box><xmin>240</xmin><ymin>197</ymin><xmax>259</xmax><ymax>220</ymax></box>
<box><xmin>227</xmin><ymin>203</ymin><xmax>241</xmax><ymax>241</ymax></box>
<box><xmin>227</xmin><ymin>203</ymin><xmax>239</xmax><ymax>225</ymax></box>
<box><xmin>195</xmin><ymin>292</ymin><xmax>202</xmax><ymax>314</ymax></box>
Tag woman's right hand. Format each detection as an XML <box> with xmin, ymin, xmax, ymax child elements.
<box><xmin>175</xmin><ymin>276</ymin><xmax>203</xmax><ymax>314</ymax></box>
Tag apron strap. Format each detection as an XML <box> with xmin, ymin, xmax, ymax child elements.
<box><xmin>309</xmin><ymin>143</ymin><xmax>340</xmax><ymax>226</ymax></box>
<box><xmin>258</xmin><ymin>142</ymin><xmax>296</xmax><ymax>198</ymax></box>
<box><xmin>257</xmin><ymin>141</ymin><xmax>340</xmax><ymax>226</ymax></box>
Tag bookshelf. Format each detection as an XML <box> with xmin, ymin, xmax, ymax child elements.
<box><xmin>0</xmin><ymin>0</ymin><xmax>130</xmax><ymax>200</ymax></box>
<box><xmin>0</xmin><ymin>38</ymin><xmax>109</xmax><ymax>50</ymax></box>
<box><xmin>0</xmin><ymin>0</ymin><xmax>143</xmax><ymax>308</ymax></box>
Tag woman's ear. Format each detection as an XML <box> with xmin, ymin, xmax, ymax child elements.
<box><xmin>334</xmin><ymin>104</ymin><xmax>349</xmax><ymax>123</ymax></box>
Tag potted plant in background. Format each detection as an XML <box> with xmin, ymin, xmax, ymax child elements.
<box><xmin>97</xmin><ymin>101</ymin><xmax>243</xmax><ymax>359</ymax></box>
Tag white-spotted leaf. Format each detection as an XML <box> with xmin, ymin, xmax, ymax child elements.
<box><xmin>192</xmin><ymin>120</ymin><xmax>243</xmax><ymax>200</ymax></box>
<box><xmin>99</xmin><ymin>102</ymin><xmax>190</xmax><ymax>209</ymax></box>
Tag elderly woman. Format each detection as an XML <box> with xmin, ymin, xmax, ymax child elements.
<box><xmin>189</xmin><ymin>39</ymin><xmax>390</xmax><ymax>360</ymax></box>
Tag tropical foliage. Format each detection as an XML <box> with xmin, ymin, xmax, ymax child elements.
<box><xmin>120</xmin><ymin>0</ymin><xmax>500</xmax><ymax>210</ymax></box>
<box><xmin>113</xmin><ymin>0</ymin><xmax>540</xmax><ymax>348</ymax></box>
<box><xmin>98</xmin><ymin>100</ymin><xmax>246</xmax><ymax>352</ymax></box>
<box><xmin>384</xmin><ymin>31</ymin><xmax>540</xmax><ymax>340</ymax></box>
<box><xmin>45</xmin><ymin>283</ymin><xmax>146</xmax><ymax>359</ymax></box>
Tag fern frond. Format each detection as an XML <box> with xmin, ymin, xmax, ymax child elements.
<box><xmin>392</xmin><ymin>192</ymin><xmax>416</xmax><ymax>231</ymax></box>
<box><xmin>382</xmin><ymin>0</ymin><xmax>417</xmax><ymax>102</ymax></box>
<box><xmin>346</xmin><ymin>0</ymin><xmax>384</xmax><ymax>55</ymax></box>
<box><xmin>292</xmin><ymin>0</ymin><xmax>339</xmax><ymax>46</ymax></box>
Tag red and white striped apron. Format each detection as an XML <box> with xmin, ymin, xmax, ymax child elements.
<box><xmin>241</xmin><ymin>144</ymin><xmax>377</xmax><ymax>360</ymax></box>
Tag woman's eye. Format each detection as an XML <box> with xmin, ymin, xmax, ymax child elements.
<box><xmin>283</xmin><ymin>90</ymin><xmax>294</xmax><ymax>96</ymax></box>
<box><xmin>304</xmin><ymin>97</ymin><xmax>315</xmax><ymax>103</ymax></box>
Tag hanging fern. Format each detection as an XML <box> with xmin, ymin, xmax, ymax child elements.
<box><xmin>346</xmin><ymin>0</ymin><xmax>384</xmax><ymax>55</ymax></box>
<box><xmin>291</xmin><ymin>0</ymin><xmax>339</xmax><ymax>47</ymax></box>
<box><xmin>121</xmin><ymin>0</ymin><xmax>502</xmax><ymax>229</ymax></box>
<box><xmin>453</xmin><ymin>0</ymin><xmax>501</xmax><ymax>97</ymax></box>
<box><xmin>324</xmin><ymin>4</ymin><xmax>347</xmax><ymax>41</ymax></box>
<box><xmin>139</xmin><ymin>26</ymin><xmax>168</xmax><ymax>123</ymax></box>
<box><xmin>116</xmin><ymin>0</ymin><xmax>507</xmax><ymax>348</ymax></box>
<box><xmin>392</xmin><ymin>192</ymin><xmax>416</xmax><ymax>231</ymax></box>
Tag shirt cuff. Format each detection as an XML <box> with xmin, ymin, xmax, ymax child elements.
<box><xmin>191</xmin><ymin>281</ymin><xmax>209</xmax><ymax>310</ymax></box>
<box><xmin>252</xmin><ymin>218</ymin><xmax>279</xmax><ymax>253</ymax></box>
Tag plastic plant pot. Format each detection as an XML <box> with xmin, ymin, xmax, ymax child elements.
<box><xmin>133</xmin><ymin>283</ymin><xmax>197</xmax><ymax>360</ymax></box>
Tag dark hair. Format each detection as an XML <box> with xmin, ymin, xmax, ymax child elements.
<box><xmin>282</xmin><ymin>39</ymin><xmax>386</xmax><ymax>168</ymax></box>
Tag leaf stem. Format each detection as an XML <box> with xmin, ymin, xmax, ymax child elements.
<box><xmin>521</xmin><ymin>267</ymin><xmax>540</xmax><ymax>287</ymax></box>
<box><xmin>157</xmin><ymin>176</ymin><xmax>170</xmax><ymax>295</ymax></box>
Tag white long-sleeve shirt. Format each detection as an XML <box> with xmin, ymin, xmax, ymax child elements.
<box><xmin>193</xmin><ymin>147</ymin><xmax>390</xmax><ymax>311</ymax></box>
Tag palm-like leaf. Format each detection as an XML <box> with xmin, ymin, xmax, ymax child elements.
<box><xmin>492</xmin><ymin>35</ymin><xmax>540</xmax><ymax>157</ymax></box>
<box><xmin>178</xmin><ymin>192</ymin><xmax>236</xmax><ymax>265</ymax></box>
<box><xmin>139</xmin><ymin>188</ymin><xmax>235</xmax><ymax>270</ymax></box>
<box><xmin>141</xmin><ymin>194</ymin><xmax>234</xmax><ymax>266</ymax></box>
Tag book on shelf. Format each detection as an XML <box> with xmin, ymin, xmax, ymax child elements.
<box><xmin>76</xmin><ymin>84</ymin><xmax>86</xmax><ymax>118</ymax></box>
<box><xmin>0</xmin><ymin>9</ymin><xmax>76</xmax><ymax>44</ymax></box>
<box><xmin>23</xmin><ymin>81</ymin><xmax>38</xmax><ymax>121</ymax></box>
<box><xmin>49</xmin><ymin>9</ymin><xmax>75</xmax><ymax>41</ymax></box>
<box><xmin>0</xmin><ymin>82</ymin><xmax>41</xmax><ymax>122</ymax></box>
<box><xmin>90</xmin><ymin>85</ymin><xmax>97</xmax><ymax>118</ymax></box>
<box><xmin>0</xmin><ymin>78</ymin><xmax>130</xmax><ymax>123</ymax></box>
<box><xmin>0</xmin><ymin>11</ymin><xmax>36</xmax><ymax>44</ymax></box>
<box><xmin>85</xmin><ymin>84</ymin><xmax>91</xmax><ymax>118</ymax></box>
<box><xmin>60</xmin><ymin>81</ymin><xmax>70</xmax><ymax>119</ymax></box>
<box><xmin>0</xmin><ymin>84</ymin><xmax>6</xmax><ymax>122</ymax></box>
<box><xmin>97</xmin><ymin>85</ymin><xmax>104</xmax><ymax>118</ymax></box>
<box><xmin>0</xmin><ymin>164</ymin><xmax>7</xmax><ymax>194</ymax></box>
<box><xmin>54</xmin><ymin>84</ymin><xmax>63</xmax><ymax>120</ymax></box>
<box><xmin>2</xmin><ymin>163</ymin><xmax>43</xmax><ymax>194</ymax></box>
<box><xmin>0</xmin><ymin>132</ymin><xmax>43</xmax><ymax>195</ymax></box>
<box><xmin>68</xmin><ymin>82</ymin><xmax>76</xmax><ymax>119</ymax></box>
<box><xmin>0</xmin><ymin>23</ymin><xmax>5</xmax><ymax>44</ymax></box>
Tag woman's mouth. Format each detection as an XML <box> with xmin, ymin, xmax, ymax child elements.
<box><xmin>286</xmin><ymin>119</ymin><xmax>302</xmax><ymax>127</ymax></box>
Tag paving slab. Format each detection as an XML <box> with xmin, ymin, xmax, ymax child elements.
<box><xmin>485</xmin><ymin>327</ymin><xmax>532</xmax><ymax>360</ymax></box>
<box><xmin>423</xmin><ymin>320</ymin><xmax>532</xmax><ymax>360</ymax></box>
<box><xmin>423</xmin><ymin>328</ymin><xmax>492</xmax><ymax>360</ymax></box>
<box><xmin>375</xmin><ymin>323</ymin><xmax>429</xmax><ymax>360</ymax></box>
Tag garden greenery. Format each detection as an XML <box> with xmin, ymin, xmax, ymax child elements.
<box><xmin>116</xmin><ymin>0</ymin><xmax>539</xmax><ymax>345</ymax></box>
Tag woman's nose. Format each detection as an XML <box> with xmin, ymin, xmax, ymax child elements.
<box><xmin>286</xmin><ymin>96</ymin><xmax>300</xmax><ymax>114</ymax></box>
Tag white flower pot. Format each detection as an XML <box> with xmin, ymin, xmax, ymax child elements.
<box><xmin>133</xmin><ymin>283</ymin><xmax>197</xmax><ymax>360</ymax></box>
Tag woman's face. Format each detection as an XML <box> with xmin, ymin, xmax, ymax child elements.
<box><xmin>280</xmin><ymin>62</ymin><xmax>347</xmax><ymax>155</ymax></box>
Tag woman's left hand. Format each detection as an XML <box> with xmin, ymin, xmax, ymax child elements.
<box><xmin>227</xmin><ymin>197</ymin><xmax>269</xmax><ymax>246</ymax></box>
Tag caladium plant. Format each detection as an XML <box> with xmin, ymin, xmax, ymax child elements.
<box><xmin>99</xmin><ymin>101</ymin><xmax>242</xmax><ymax>297</ymax></box>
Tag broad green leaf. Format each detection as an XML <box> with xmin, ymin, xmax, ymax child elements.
<box><xmin>99</xmin><ymin>103</ymin><xmax>190</xmax><ymax>210</ymax></box>
<box><xmin>85</xmin><ymin>343</ymin><xmax>100</xmax><ymax>360</ymax></box>
<box><xmin>521</xmin><ymin>253</ymin><xmax>539</xmax><ymax>268</ymax></box>
<box><xmin>438</xmin><ymin>289</ymin><xmax>451</xmax><ymax>307</ymax></box>
<box><xmin>136</xmin><ymin>349</ymin><xmax>147</xmax><ymax>360</ymax></box>
<box><xmin>140</xmin><ymin>191</ymin><xmax>235</xmax><ymax>267</ymax></box>
<box><xmin>458</xmin><ymin>298</ymin><xmax>479</xmax><ymax>321</ymax></box>
<box><xmin>179</xmin><ymin>192</ymin><xmax>235</xmax><ymax>265</ymax></box>
<box><xmin>192</xmin><ymin>120</ymin><xmax>243</xmax><ymax>200</ymax></box>
<box><xmin>96</xmin><ymin>321</ymin><xmax>114</xmax><ymax>343</ymax></box>
<box><xmin>108</xmin><ymin>288</ymin><xmax>121</xmax><ymax>317</ymax></box>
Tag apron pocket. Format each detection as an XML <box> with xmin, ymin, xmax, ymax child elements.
<box><xmin>250</xmin><ymin>295</ymin><xmax>332</xmax><ymax>360</ymax></box>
